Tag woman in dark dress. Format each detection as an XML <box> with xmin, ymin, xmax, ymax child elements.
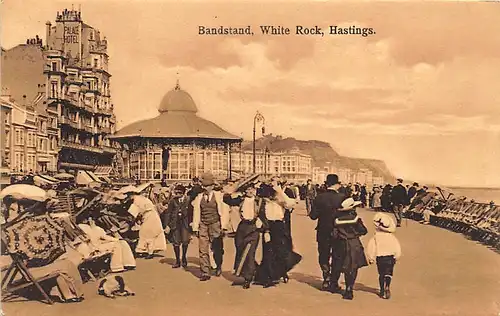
<box><xmin>255</xmin><ymin>183</ymin><xmax>302</xmax><ymax>288</ymax></box>
<box><xmin>331</xmin><ymin>197</ymin><xmax>369</xmax><ymax>300</ymax></box>
<box><xmin>163</xmin><ymin>185</ymin><xmax>191</xmax><ymax>268</ymax></box>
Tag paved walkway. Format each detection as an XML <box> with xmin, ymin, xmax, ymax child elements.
<box><xmin>3</xmin><ymin>204</ymin><xmax>500</xmax><ymax>316</ymax></box>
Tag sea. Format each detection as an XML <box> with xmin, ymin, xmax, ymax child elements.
<box><xmin>445</xmin><ymin>187</ymin><xmax>500</xmax><ymax>204</ymax></box>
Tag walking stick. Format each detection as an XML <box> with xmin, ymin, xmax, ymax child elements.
<box><xmin>236</xmin><ymin>243</ymin><xmax>252</xmax><ymax>277</ymax></box>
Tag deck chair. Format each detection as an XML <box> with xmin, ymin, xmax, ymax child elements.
<box><xmin>1</xmin><ymin>215</ymin><xmax>66</xmax><ymax>305</ymax></box>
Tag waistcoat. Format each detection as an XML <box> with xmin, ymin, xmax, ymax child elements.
<box><xmin>200</xmin><ymin>193</ymin><xmax>219</xmax><ymax>225</ymax></box>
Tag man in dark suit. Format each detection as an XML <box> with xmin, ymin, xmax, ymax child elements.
<box><xmin>304</xmin><ymin>179</ymin><xmax>317</xmax><ymax>216</ymax></box>
<box><xmin>408</xmin><ymin>182</ymin><xmax>419</xmax><ymax>203</ymax></box>
<box><xmin>309</xmin><ymin>174</ymin><xmax>345</xmax><ymax>291</ymax></box>
<box><xmin>391</xmin><ymin>178</ymin><xmax>408</xmax><ymax>227</ymax></box>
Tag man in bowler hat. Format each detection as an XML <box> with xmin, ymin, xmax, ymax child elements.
<box><xmin>309</xmin><ymin>174</ymin><xmax>345</xmax><ymax>291</ymax></box>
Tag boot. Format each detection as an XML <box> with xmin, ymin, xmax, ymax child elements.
<box><xmin>243</xmin><ymin>279</ymin><xmax>251</xmax><ymax>289</ymax></box>
<box><xmin>329</xmin><ymin>270</ymin><xmax>342</xmax><ymax>293</ymax></box>
<box><xmin>181</xmin><ymin>244</ymin><xmax>188</xmax><ymax>268</ymax></box>
<box><xmin>321</xmin><ymin>280</ymin><xmax>330</xmax><ymax>291</ymax></box>
<box><xmin>379</xmin><ymin>275</ymin><xmax>385</xmax><ymax>298</ymax></box>
<box><xmin>343</xmin><ymin>287</ymin><xmax>354</xmax><ymax>300</ymax></box>
<box><xmin>215</xmin><ymin>266</ymin><xmax>222</xmax><ymax>277</ymax></box>
<box><xmin>383</xmin><ymin>276</ymin><xmax>392</xmax><ymax>299</ymax></box>
<box><xmin>172</xmin><ymin>246</ymin><xmax>181</xmax><ymax>268</ymax></box>
<box><xmin>282</xmin><ymin>273</ymin><xmax>289</xmax><ymax>283</ymax></box>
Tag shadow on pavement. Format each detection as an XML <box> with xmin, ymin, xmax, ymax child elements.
<box><xmin>158</xmin><ymin>256</ymin><xmax>200</xmax><ymax>266</ymax></box>
<box><xmin>221</xmin><ymin>271</ymin><xmax>245</xmax><ymax>285</ymax></box>
<box><xmin>288</xmin><ymin>272</ymin><xmax>323</xmax><ymax>291</ymax></box>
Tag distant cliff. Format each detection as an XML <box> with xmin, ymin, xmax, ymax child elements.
<box><xmin>241</xmin><ymin>134</ymin><xmax>395</xmax><ymax>181</ymax></box>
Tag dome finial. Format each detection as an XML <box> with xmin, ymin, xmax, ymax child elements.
<box><xmin>175</xmin><ymin>71</ymin><xmax>180</xmax><ymax>90</ymax></box>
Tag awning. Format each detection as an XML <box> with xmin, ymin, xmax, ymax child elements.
<box><xmin>99</xmin><ymin>175</ymin><xmax>112</xmax><ymax>183</ymax></box>
<box><xmin>94</xmin><ymin>166</ymin><xmax>113</xmax><ymax>175</ymax></box>
<box><xmin>75</xmin><ymin>170</ymin><xmax>104</xmax><ymax>185</ymax></box>
<box><xmin>33</xmin><ymin>174</ymin><xmax>60</xmax><ymax>186</ymax></box>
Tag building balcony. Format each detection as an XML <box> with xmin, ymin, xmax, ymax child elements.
<box><xmin>83</xmin><ymin>125</ymin><xmax>94</xmax><ymax>133</ymax></box>
<box><xmin>98</xmin><ymin>126</ymin><xmax>112</xmax><ymax>134</ymax></box>
<box><xmin>60</xmin><ymin>140</ymin><xmax>103</xmax><ymax>154</ymax></box>
<box><xmin>102</xmin><ymin>146</ymin><xmax>117</xmax><ymax>154</ymax></box>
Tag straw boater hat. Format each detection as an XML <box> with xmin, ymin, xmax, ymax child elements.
<box><xmin>373</xmin><ymin>212</ymin><xmax>396</xmax><ymax>233</ymax></box>
<box><xmin>338</xmin><ymin>197</ymin><xmax>362</xmax><ymax>211</ymax></box>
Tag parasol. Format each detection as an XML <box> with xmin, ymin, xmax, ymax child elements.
<box><xmin>118</xmin><ymin>185</ymin><xmax>140</xmax><ymax>194</ymax></box>
<box><xmin>0</xmin><ymin>184</ymin><xmax>49</xmax><ymax>202</ymax></box>
<box><xmin>234</xmin><ymin>174</ymin><xmax>261</xmax><ymax>193</ymax></box>
<box><xmin>53</xmin><ymin>172</ymin><xmax>75</xmax><ymax>180</ymax></box>
<box><xmin>3</xmin><ymin>215</ymin><xmax>66</xmax><ymax>267</ymax></box>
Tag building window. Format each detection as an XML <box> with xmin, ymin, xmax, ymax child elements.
<box><xmin>50</xmin><ymin>81</ymin><xmax>58</xmax><ymax>98</ymax></box>
<box><xmin>52</xmin><ymin>62</ymin><xmax>57</xmax><ymax>71</ymax></box>
<box><xmin>94</xmin><ymin>58</ymin><xmax>98</xmax><ymax>68</ymax></box>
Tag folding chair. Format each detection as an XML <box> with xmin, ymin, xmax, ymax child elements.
<box><xmin>1</xmin><ymin>235</ymin><xmax>60</xmax><ymax>304</ymax></box>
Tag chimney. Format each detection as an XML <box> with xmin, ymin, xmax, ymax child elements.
<box><xmin>46</xmin><ymin>21</ymin><xmax>52</xmax><ymax>44</ymax></box>
<box><xmin>22</xmin><ymin>95</ymin><xmax>27</xmax><ymax>107</ymax></box>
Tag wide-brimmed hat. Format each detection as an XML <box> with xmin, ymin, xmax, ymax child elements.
<box><xmin>373</xmin><ymin>212</ymin><xmax>396</xmax><ymax>233</ymax></box>
<box><xmin>339</xmin><ymin>197</ymin><xmax>362</xmax><ymax>211</ymax></box>
<box><xmin>200</xmin><ymin>172</ymin><xmax>215</xmax><ymax>186</ymax></box>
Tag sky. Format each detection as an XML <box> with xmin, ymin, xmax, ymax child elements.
<box><xmin>2</xmin><ymin>0</ymin><xmax>499</xmax><ymax>188</ymax></box>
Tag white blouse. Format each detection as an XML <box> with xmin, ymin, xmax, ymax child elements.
<box><xmin>265</xmin><ymin>200</ymin><xmax>285</xmax><ymax>221</ymax></box>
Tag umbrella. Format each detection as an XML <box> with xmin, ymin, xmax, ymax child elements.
<box><xmin>3</xmin><ymin>215</ymin><xmax>66</xmax><ymax>267</ymax></box>
<box><xmin>54</xmin><ymin>172</ymin><xmax>75</xmax><ymax>180</ymax></box>
<box><xmin>118</xmin><ymin>185</ymin><xmax>140</xmax><ymax>194</ymax></box>
<box><xmin>136</xmin><ymin>182</ymin><xmax>153</xmax><ymax>193</ymax></box>
<box><xmin>0</xmin><ymin>184</ymin><xmax>49</xmax><ymax>202</ymax></box>
<box><xmin>234</xmin><ymin>174</ymin><xmax>261</xmax><ymax>193</ymax></box>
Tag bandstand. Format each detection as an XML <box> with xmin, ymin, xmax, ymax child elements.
<box><xmin>112</xmin><ymin>83</ymin><xmax>242</xmax><ymax>182</ymax></box>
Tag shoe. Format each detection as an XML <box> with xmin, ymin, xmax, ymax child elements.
<box><xmin>342</xmin><ymin>289</ymin><xmax>354</xmax><ymax>300</ymax></box>
<box><xmin>181</xmin><ymin>258</ymin><xmax>188</xmax><ymax>268</ymax></box>
<box><xmin>200</xmin><ymin>275</ymin><xmax>211</xmax><ymax>282</ymax></box>
<box><xmin>263</xmin><ymin>281</ymin><xmax>275</xmax><ymax>288</ymax></box>
<box><xmin>125</xmin><ymin>266</ymin><xmax>136</xmax><ymax>271</ymax></box>
<box><xmin>215</xmin><ymin>267</ymin><xmax>222</xmax><ymax>277</ymax></box>
<box><xmin>384</xmin><ymin>284</ymin><xmax>391</xmax><ymax>299</ymax></box>
<box><xmin>243</xmin><ymin>280</ymin><xmax>251</xmax><ymax>289</ymax></box>
<box><xmin>283</xmin><ymin>275</ymin><xmax>289</xmax><ymax>283</ymax></box>
<box><xmin>321</xmin><ymin>280</ymin><xmax>330</xmax><ymax>291</ymax></box>
<box><xmin>379</xmin><ymin>288</ymin><xmax>385</xmax><ymax>298</ymax></box>
<box><xmin>145</xmin><ymin>254</ymin><xmax>154</xmax><ymax>260</ymax></box>
<box><xmin>172</xmin><ymin>262</ymin><xmax>181</xmax><ymax>269</ymax></box>
<box><xmin>329</xmin><ymin>284</ymin><xmax>342</xmax><ymax>294</ymax></box>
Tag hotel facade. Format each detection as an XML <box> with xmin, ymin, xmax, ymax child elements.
<box><xmin>1</xmin><ymin>8</ymin><xmax>117</xmax><ymax>173</ymax></box>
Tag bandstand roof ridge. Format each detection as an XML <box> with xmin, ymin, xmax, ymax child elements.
<box><xmin>113</xmin><ymin>82</ymin><xmax>241</xmax><ymax>141</ymax></box>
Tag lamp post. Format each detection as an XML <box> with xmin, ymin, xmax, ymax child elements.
<box><xmin>252</xmin><ymin>111</ymin><xmax>265</xmax><ymax>174</ymax></box>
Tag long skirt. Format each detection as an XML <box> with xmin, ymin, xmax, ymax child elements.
<box><xmin>255</xmin><ymin>221</ymin><xmax>302</xmax><ymax>283</ymax></box>
<box><xmin>332</xmin><ymin>238</ymin><xmax>368</xmax><ymax>273</ymax></box>
<box><xmin>136</xmin><ymin>210</ymin><xmax>167</xmax><ymax>255</ymax></box>
<box><xmin>233</xmin><ymin>220</ymin><xmax>260</xmax><ymax>281</ymax></box>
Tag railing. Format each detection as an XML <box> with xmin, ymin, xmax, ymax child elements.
<box><xmin>60</xmin><ymin>140</ymin><xmax>103</xmax><ymax>153</ymax></box>
<box><xmin>102</xmin><ymin>146</ymin><xmax>117</xmax><ymax>154</ymax></box>
<box><xmin>99</xmin><ymin>126</ymin><xmax>111</xmax><ymax>134</ymax></box>
<box><xmin>83</xmin><ymin>125</ymin><xmax>94</xmax><ymax>133</ymax></box>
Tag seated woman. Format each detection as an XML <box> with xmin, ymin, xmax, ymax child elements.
<box><xmin>78</xmin><ymin>216</ymin><xmax>136</xmax><ymax>273</ymax></box>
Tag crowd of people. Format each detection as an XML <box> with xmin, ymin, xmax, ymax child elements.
<box><xmin>2</xmin><ymin>169</ymin><xmax>496</xmax><ymax>305</ymax></box>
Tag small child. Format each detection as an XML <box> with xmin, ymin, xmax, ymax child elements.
<box><xmin>366</xmin><ymin>212</ymin><xmax>402</xmax><ymax>299</ymax></box>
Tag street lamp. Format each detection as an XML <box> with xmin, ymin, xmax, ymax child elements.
<box><xmin>253</xmin><ymin>111</ymin><xmax>265</xmax><ymax>174</ymax></box>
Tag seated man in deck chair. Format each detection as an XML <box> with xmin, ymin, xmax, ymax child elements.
<box><xmin>1</xmin><ymin>211</ymin><xmax>84</xmax><ymax>303</ymax></box>
<box><xmin>78</xmin><ymin>216</ymin><xmax>136</xmax><ymax>273</ymax></box>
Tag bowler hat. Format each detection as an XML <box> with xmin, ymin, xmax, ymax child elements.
<box><xmin>397</xmin><ymin>178</ymin><xmax>403</xmax><ymax>183</ymax></box>
<box><xmin>325</xmin><ymin>174</ymin><xmax>340</xmax><ymax>186</ymax></box>
<box><xmin>201</xmin><ymin>172</ymin><xmax>215</xmax><ymax>186</ymax></box>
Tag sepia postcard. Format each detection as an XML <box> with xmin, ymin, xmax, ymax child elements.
<box><xmin>0</xmin><ymin>0</ymin><xmax>499</xmax><ymax>316</ymax></box>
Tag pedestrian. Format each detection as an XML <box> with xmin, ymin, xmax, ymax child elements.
<box><xmin>191</xmin><ymin>172</ymin><xmax>229</xmax><ymax>281</ymax></box>
<box><xmin>163</xmin><ymin>184</ymin><xmax>191</xmax><ymax>269</ymax></box>
<box><xmin>366</xmin><ymin>212</ymin><xmax>402</xmax><ymax>299</ymax></box>
<box><xmin>255</xmin><ymin>182</ymin><xmax>301</xmax><ymax>288</ymax></box>
<box><xmin>223</xmin><ymin>185</ymin><xmax>263</xmax><ymax>289</ymax></box>
<box><xmin>304</xmin><ymin>179</ymin><xmax>317</xmax><ymax>216</ymax></box>
<box><xmin>331</xmin><ymin>198</ymin><xmax>369</xmax><ymax>300</ymax></box>
<box><xmin>309</xmin><ymin>174</ymin><xmax>345</xmax><ymax>291</ymax></box>
<box><xmin>391</xmin><ymin>179</ymin><xmax>408</xmax><ymax>227</ymax></box>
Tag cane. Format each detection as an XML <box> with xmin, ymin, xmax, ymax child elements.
<box><xmin>236</xmin><ymin>243</ymin><xmax>252</xmax><ymax>277</ymax></box>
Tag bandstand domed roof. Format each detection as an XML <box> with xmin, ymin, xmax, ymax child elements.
<box><xmin>113</xmin><ymin>82</ymin><xmax>240</xmax><ymax>141</ymax></box>
<box><xmin>158</xmin><ymin>83</ymin><xmax>198</xmax><ymax>113</ymax></box>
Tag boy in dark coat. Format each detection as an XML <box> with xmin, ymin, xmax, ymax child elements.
<box><xmin>331</xmin><ymin>197</ymin><xmax>369</xmax><ymax>300</ymax></box>
<box><xmin>163</xmin><ymin>185</ymin><xmax>191</xmax><ymax>268</ymax></box>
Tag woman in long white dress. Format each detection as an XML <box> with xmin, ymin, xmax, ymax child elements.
<box><xmin>128</xmin><ymin>192</ymin><xmax>167</xmax><ymax>259</ymax></box>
